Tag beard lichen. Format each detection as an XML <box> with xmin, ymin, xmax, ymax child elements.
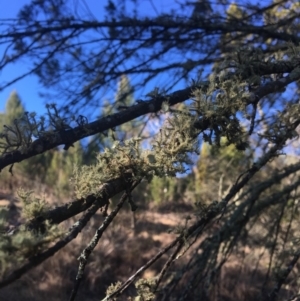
<box><xmin>72</xmin><ymin>110</ymin><xmax>200</xmax><ymax>199</ymax></box>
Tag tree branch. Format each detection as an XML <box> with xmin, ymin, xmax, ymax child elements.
<box><xmin>23</xmin><ymin>171</ymin><xmax>134</xmax><ymax>232</ymax></box>
<box><xmin>1</xmin><ymin>18</ymin><xmax>299</xmax><ymax>43</ymax></box>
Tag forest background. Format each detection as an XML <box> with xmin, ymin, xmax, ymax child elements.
<box><xmin>0</xmin><ymin>1</ymin><xmax>300</xmax><ymax>301</ymax></box>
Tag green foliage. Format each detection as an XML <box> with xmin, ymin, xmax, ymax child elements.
<box><xmin>85</xmin><ymin>75</ymin><xmax>144</xmax><ymax>160</ymax></box>
<box><xmin>45</xmin><ymin>141</ymin><xmax>84</xmax><ymax>196</ymax></box>
<box><xmin>115</xmin><ymin>74</ymin><xmax>134</xmax><ymax>106</ymax></box>
<box><xmin>115</xmin><ymin>75</ymin><xmax>145</xmax><ymax>141</ymax></box>
<box><xmin>147</xmin><ymin>175</ymin><xmax>190</xmax><ymax>204</ymax></box>
<box><xmin>193</xmin><ymin>138</ymin><xmax>250</xmax><ymax>204</ymax></box>
<box><xmin>0</xmin><ymin>91</ymin><xmax>28</xmax><ymax>154</ymax></box>
<box><xmin>4</xmin><ymin>91</ymin><xmax>24</xmax><ymax>126</ymax></box>
<box><xmin>148</xmin><ymin>176</ymin><xmax>177</xmax><ymax>203</ymax></box>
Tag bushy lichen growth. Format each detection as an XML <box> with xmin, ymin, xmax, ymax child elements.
<box><xmin>191</xmin><ymin>65</ymin><xmax>250</xmax><ymax>150</ymax></box>
<box><xmin>105</xmin><ymin>281</ymin><xmax>122</xmax><ymax>301</ymax></box>
<box><xmin>72</xmin><ymin>109</ymin><xmax>200</xmax><ymax>199</ymax></box>
<box><xmin>0</xmin><ymin>215</ymin><xmax>63</xmax><ymax>277</ymax></box>
<box><xmin>190</xmin><ymin>44</ymin><xmax>300</xmax><ymax>151</ymax></box>
<box><xmin>0</xmin><ymin>111</ymin><xmax>40</xmax><ymax>154</ymax></box>
<box><xmin>0</xmin><ymin>190</ymin><xmax>65</xmax><ymax>276</ymax></box>
<box><xmin>0</xmin><ymin>103</ymin><xmax>86</xmax><ymax>155</ymax></box>
<box><xmin>260</xmin><ymin>103</ymin><xmax>300</xmax><ymax>143</ymax></box>
<box><xmin>133</xmin><ymin>278</ymin><xmax>156</xmax><ymax>301</ymax></box>
<box><xmin>17</xmin><ymin>189</ymin><xmax>49</xmax><ymax>220</ymax></box>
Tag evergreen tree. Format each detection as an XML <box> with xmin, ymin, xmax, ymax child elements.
<box><xmin>0</xmin><ymin>91</ymin><xmax>25</xmax><ymax>142</ymax></box>
<box><xmin>45</xmin><ymin>141</ymin><xmax>84</xmax><ymax>196</ymax></box>
<box><xmin>85</xmin><ymin>75</ymin><xmax>144</xmax><ymax>164</ymax></box>
<box><xmin>4</xmin><ymin>91</ymin><xmax>24</xmax><ymax>126</ymax></box>
<box><xmin>193</xmin><ymin>139</ymin><xmax>251</xmax><ymax>204</ymax></box>
<box><xmin>0</xmin><ymin>91</ymin><xmax>55</xmax><ymax>187</ymax></box>
<box><xmin>115</xmin><ymin>74</ymin><xmax>143</xmax><ymax>141</ymax></box>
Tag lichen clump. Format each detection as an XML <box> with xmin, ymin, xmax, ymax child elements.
<box><xmin>72</xmin><ymin>108</ymin><xmax>200</xmax><ymax>199</ymax></box>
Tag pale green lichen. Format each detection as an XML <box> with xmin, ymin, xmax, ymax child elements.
<box><xmin>105</xmin><ymin>281</ymin><xmax>122</xmax><ymax>301</ymax></box>
<box><xmin>17</xmin><ymin>189</ymin><xmax>49</xmax><ymax>220</ymax></box>
<box><xmin>0</xmin><ymin>212</ymin><xmax>63</xmax><ymax>276</ymax></box>
<box><xmin>0</xmin><ymin>189</ymin><xmax>63</xmax><ymax>276</ymax></box>
<box><xmin>72</xmin><ymin>110</ymin><xmax>199</xmax><ymax>199</ymax></box>
<box><xmin>134</xmin><ymin>278</ymin><xmax>156</xmax><ymax>301</ymax></box>
<box><xmin>0</xmin><ymin>103</ymin><xmax>85</xmax><ymax>155</ymax></box>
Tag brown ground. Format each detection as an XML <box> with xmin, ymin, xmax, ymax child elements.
<box><xmin>0</xmin><ymin>192</ymin><xmax>298</xmax><ymax>301</ymax></box>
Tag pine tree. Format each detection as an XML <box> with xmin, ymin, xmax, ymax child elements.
<box><xmin>45</xmin><ymin>141</ymin><xmax>84</xmax><ymax>197</ymax></box>
<box><xmin>193</xmin><ymin>139</ymin><xmax>251</xmax><ymax>203</ymax></box>
<box><xmin>85</xmin><ymin>74</ymin><xmax>144</xmax><ymax>163</ymax></box>
<box><xmin>4</xmin><ymin>91</ymin><xmax>24</xmax><ymax>125</ymax></box>
<box><xmin>115</xmin><ymin>74</ymin><xmax>141</xmax><ymax>141</ymax></box>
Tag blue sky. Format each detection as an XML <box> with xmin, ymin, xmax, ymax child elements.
<box><xmin>1</xmin><ymin>0</ymin><xmax>288</xmax><ymax>142</ymax></box>
<box><xmin>0</xmin><ymin>0</ymin><xmax>177</xmax><ymax>116</ymax></box>
<box><xmin>0</xmin><ymin>1</ymin><xmax>298</xmax><ymax>160</ymax></box>
<box><xmin>0</xmin><ymin>0</ymin><xmax>41</xmax><ymax>113</ymax></box>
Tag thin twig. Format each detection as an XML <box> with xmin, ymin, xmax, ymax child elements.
<box><xmin>101</xmin><ymin>239</ymin><xmax>182</xmax><ymax>301</ymax></box>
<box><xmin>101</xmin><ymin>201</ymin><xmax>220</xmax><ymax>301</ymax></box>
<box><xmin>154</xmin><ymin>241</ymin><xmax>184</xmax><ymax>293</ymax></box>
<box><xmin>268</xmin><ymin>250</ymin><xmax>300</xmax><ymax>301</ymax></box>
<box><xmin>69</xmin><ymin>180</ymin><xmax>141</xmax><ymax>301</ymax></box>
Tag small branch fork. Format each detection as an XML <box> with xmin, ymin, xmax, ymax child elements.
<box><xmin>100</xmin><ymin>200</ymin><xmax>219</xmax><ymax>301</ymax></box>
<box><xmin>100</xmin><ymin>117</ymin><xmax>300</xmax><ymax>301</ymax></box>
<box><xmin>69</xmin><ymin>180</ymin><xmax>141</xmax><ymax>301</ymax></box>
<box><xmin>101</xmin><ymin>239</ymin><xmax>183</xmax><ymax>301</ymax></box>
<box><xmin>0</xmin><ymin>196</ymin><xmax>104</xmax><ymax>289</ymax></box>
<box><xmin>0</xmin><ymin>178</ymin><xmax>138</xmax><ymax>290</ymax></box>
